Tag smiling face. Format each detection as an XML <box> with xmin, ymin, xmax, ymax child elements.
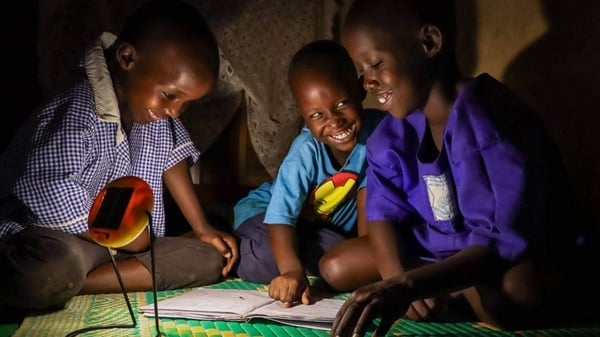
<box><xmin>116</xmin><ymin>40</ymin><xmax>216</xmax><ymax>126</ymax></box>
<box><xmin>290</xmin><ymin>68</ymin><xmax>363</xmax><ymax>163</ymax></box>
<box><xmin>342</xmin><ymin>16</ymin><xmax>431</xmax><ymax>119</ymax></box>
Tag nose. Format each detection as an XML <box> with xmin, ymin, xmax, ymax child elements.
<box><xmin>165</xmin><ymin>101</ymin><xmax>185</xmax><ymax>118</ymax></box>
<box><xmin>165</xmin><ymin>109</ymin><xmax>179</xmax><ymax>118</ymax></box>
<box><xmin>362</xmin><ymin>69</ymin><xmax>379</xmax><ymax>92</ymax></box>
<box><xmin>326</xmin><ymin>111</ymin><xmax>344</xmax><ymax>128</ymax></box>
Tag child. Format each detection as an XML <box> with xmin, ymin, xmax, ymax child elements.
<box><xmin>233</xmin><ymin>40</ymin><xmax>385</xmax><ymax>306</ymax></box>
<box><xmin>0</xmin><ymin>0</ymin><xmax>238</xmax><ymax>312</ymax></box>
<box><xmin>331</xmin><ymin>0</ymin><xmax>599</xmax><ymax>336</ymax></box>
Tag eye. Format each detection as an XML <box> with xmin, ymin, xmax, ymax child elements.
<box><xmin>371</xmin><ymin>60</ymin><xmax>383</xmax><ymax>69</ymax></box>
<box><xmin>162</xmin><ymin>92</ymin><xmax>178</xmax><ymax>100</ymax></box>
<box><xmin>355</xmin><ymin>66</ymin><xmax>364</xmax><ymax>78</ymax></box>
<box><xmin>336</xmin><ymin>100</ymin><xmax>348</xmax><ymax>110</ymax></box>
<box><xmin>309</xmin><ymin>111</ymin><xmax>323</xmax><ymax>120</ymax></box>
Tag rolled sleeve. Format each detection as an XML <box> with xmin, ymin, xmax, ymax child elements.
<box><xmin>166</xmin><ymin>118</ymin><xmax>200</xmax><ymax>169</ymax></box>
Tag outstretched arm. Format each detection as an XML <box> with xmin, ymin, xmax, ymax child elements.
<box><xmin>163</xmin><ymin>160</ymin><xmax>239</xmax><ymax>276</ymax></box>
<box><xmin>331</xmin><ymin>245</ymin><xmax>501</xmax><ymax>337</ymax></box>
<box><xmin>267</xmin><ymin>223</ymin><xmax>311</xmax><ymax>307</ymax></box>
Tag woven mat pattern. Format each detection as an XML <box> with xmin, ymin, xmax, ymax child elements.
<box><xmin>12</xmin><ymin>279</ymin><xmax>600</xmax><ymax>337</ymax></box>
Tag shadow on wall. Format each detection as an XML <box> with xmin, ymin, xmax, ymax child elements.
<box><xmin>454</xmin><ymin>0</ymin><xmax>477</xmax><ymax>78</ymax></box>
<box><xmin>502</xmin><ymin>0</ymin><xmax>600</xmax><ymax>229</ymax></box>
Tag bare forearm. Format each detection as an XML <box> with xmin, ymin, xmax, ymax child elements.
<box><xmin>268</xmin><ymin>224</ymin><xmax>303</xmax><ymax>274</ymax></box>
<box><xmin>369</xmin><ymin>220</ymin><xmax>404</xmax><ymax>279</ymax></box>
<box><xmin>356</xmin><ymin>188</ymin><xmax>368</xmax><ymax>236</ymax></box>
<box><xmin>163</xmin><ymin>160</ymin><xmax>211</xmax><ymax>233</ymax></box>
<box><xmin>401</xmin><ymin>245</ymin><xmax>501</xmax><ymax>299</ymax></box>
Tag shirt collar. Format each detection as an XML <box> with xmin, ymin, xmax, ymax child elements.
<box><xmin>84</xmin><ymin>32</ymin><xmax>125</xmax><ymax>145</ymax></box>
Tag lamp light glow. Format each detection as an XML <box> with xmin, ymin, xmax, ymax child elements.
<box><xmin>88</xmin><ymin>176</ymin><xmax>154</xmax><ymax>248</ymax></box>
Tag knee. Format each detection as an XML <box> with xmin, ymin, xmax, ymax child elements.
<box><xmin>236</xmin><ymin>254</ymin><xmax>278</xmax><ymax>284</ymax></box>
<box><xmin>185</xmin><ymin>246</ymin><xmax>224</xmax><ymax>286</ymax></box>
<box><xmin>318</xmin><ymin>253</ymin><xmax>345</xmax><ymax>290</ymax></box>
<box><xmin>502</xmin><ymin>263</ymin><xmax>554</xmax><ymax>307</ymax></box>
<box><xmin>153</xmin><ymin>240</ymin><xmax>225</xmax><ymax>289</ymax></box>
<box><xmin>2</xmin><ymin>239</ymin><xmax>86</xmax><ymax>310</ymax></box>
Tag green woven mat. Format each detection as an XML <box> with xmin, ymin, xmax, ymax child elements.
<box><xmin>12</xmin><ymin>278</ymin><xmax>600</xmax><ymax>337</ymax></box>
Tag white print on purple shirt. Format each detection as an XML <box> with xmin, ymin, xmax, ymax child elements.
<box><xmin>423</xmin><ymin>173</ymin><xmax>456</xmax><ymax>221</ymax></box>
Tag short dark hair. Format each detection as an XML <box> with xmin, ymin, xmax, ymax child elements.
<box><xmin>119</xmin><ymin>0</ymin><xmax>219</xmax><ymax>76</ymax></box>
<box><xmin>344</xmin><ymin>0</ymin><xmax>456</xmax><ymax>50</ymax></box>
<box><xmin>288</xmin><ymin>39</ymin><xmax>358</xmax><ymax>87</ymax></box>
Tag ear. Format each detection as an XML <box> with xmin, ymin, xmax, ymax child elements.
<box><xmin>419</xmin><ymin>24</ymin><xmax>442</xmax><ymax>57</ymax></box>
<box><xmin>115</xmin><ymin>42</ymin><xmax>137</xmax><ymax>71</ymax></box>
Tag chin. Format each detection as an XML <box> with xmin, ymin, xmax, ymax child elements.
<box><xmin>333</xmin><ymin>139</ymin><xmax>357</xmax><ymax>153</ymax></box>
<box><xmin>388</xmin><ymin>106</ymin><xmax>412</xmax><ymax>119</ymax></box>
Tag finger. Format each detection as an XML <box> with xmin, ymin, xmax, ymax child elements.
<box><xmin>373</xmin><ymin>315</ymin><xmax>396</xmax><ymax>337</ymax></box>
<box><xmin>353</xmin><ymin>300</ymin><xmax>379</xmax><ymax>337</ymax></box>
<box><xmin>301</xmin><ymin>286</ymin><xmax>311</xmax><ymax>305</ymax></box>
<box><xmin>407</xmin><ymin>302</ymin><xmax>425</xmax><ymax>321</ymax></box>
<box><xmin>284</xmin><ymin>282</ymin><xmax>297</xmax><ymax>303</ymax></box>
<box><xmin>225</xmin><ymin>235</ymin><xmax>239</xmax><ymax>259</ymax></box>
<box><xmin>268</xmin><ymin>282</ymin><xmax>279</xmax><ymax>301</ymax></box>
<box><xmin>221</xmin><ymin>255</ymin><xmax>235</xmax><ymax>277</ymax></box>
<box><xmin>281</xmin><ymin>301</ymin><xmax>294</xmax><ymax>308</ymax></box>
<box><xmin>332</xmin><ymin>291</ymin><xmax>371</xmax><ymax>337</ymax></box>
<box><xmin>219</xmin><ymin>234</ymin><xmax>237</xmax><ymax>260</ymax></box>
<box><xmin>404</xmin><ymin>304</ymin><xmax>417</xmax><ymax>321</ymax></box>
<box><xmin>210</xmin><ymin>237</ymin><xmax>232</xmax><ymax>258</ymax></box>
<box><xmin>331</xmin><ymin>299</ymin><xmax>358</xmax><ymax>337</ymax></box>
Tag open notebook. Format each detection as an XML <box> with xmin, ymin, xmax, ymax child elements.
<box><xmin>139</xmin><ymin>288</ymin><xmax>344</xmax><ymax>330</ymax></box>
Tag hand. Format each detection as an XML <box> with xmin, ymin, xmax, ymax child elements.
<box><xmin>268</xmin><ymin>270</ymin><xmax>312</xmax><ymax>307</ymax></box>
<box><xmin>330</xmin><ymin>277</ymin><xmax>411</xmax><ymax>337</ymax></box>
<box><xmin>194</xmin><ymin>227</ymin><xmax>239</xmax><ymax>277</ymax></box>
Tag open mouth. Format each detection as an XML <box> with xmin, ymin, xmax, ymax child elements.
<box><xmin>147</xmin><ymin>109</ymin><xmax>162</xmax><ymax>121</ymax></box>
<box><xmin>377</xmin><ymin>90</ymin><xmax>392</xmax><ymax>105</ymax></box>
<box><xmin>329</xmin><ymin>124</ymin><xmax>355</xmax><ymax>143</ymax></box>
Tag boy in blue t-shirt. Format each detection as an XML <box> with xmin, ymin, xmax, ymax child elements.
<box><xmin>233</xmin><ymin>40</ymin><xmax>385</xmax><ymax>306</ymax></box>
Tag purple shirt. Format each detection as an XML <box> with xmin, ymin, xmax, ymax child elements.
<box><xmin>366</xmin><ymin>73</ymin><xmax>575</xmax><ymax>262</ymax></box>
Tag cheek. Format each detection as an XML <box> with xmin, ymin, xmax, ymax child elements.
<box><xmin>306</xmin><ymin>122</ymin><xmax>321</xmax><ymax>135</ymax></box>
<box><xmin>376</xmin><ymin>71</ymin><xmax>400</xmax><ymax>92</ymax></box>
<box><xmin>129</xmin><ymin>90</ymin><xmax>161</xmax><ymax>111</ymax></box>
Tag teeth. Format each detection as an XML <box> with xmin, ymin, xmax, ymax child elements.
<box><xmin>149</xmin><ymin>110</ymin><xmax>159</xmax><ymax>120</ymax></box>
<box><xmin>332</xmin><ymin>128</ymin><xmax>352</xmax><ymax>141</ymax></box>
<box><xmin>378</xmin><ymin>91</ymin><xmax>391</xmax><ymax>104</ymax></box>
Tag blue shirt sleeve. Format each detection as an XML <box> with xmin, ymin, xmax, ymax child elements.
<box><xmin>264</xmin><ymin>131</ymin><xmax>317</xmax><ymax>226</ymax></box>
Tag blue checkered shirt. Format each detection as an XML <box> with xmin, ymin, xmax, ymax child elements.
<box><xmin>0</xmin><ymin>65</ymin><xmax>199</xmax><ymax>239</ymax></box>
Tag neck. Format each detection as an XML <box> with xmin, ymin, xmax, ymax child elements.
<box><xmin>423</xmin><ymin>55</ymin><xmax>463</xmax><ymax>126</ymax></box>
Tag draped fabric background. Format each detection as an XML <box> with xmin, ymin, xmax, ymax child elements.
<box><xmin>37</xmin><ymin>0</ymin><xmax>343</xmax><ymax>177</ymax></box>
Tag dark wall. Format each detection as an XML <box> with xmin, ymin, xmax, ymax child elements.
<box><xmin>501</xmin><ymin>0</ymin><xmax>600</xmax><ymax>230</ymax></box>
<box><xmin>2</xmin><ymin>0</ymin><xmax>43</xmax><ymax>150</ymax></box>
